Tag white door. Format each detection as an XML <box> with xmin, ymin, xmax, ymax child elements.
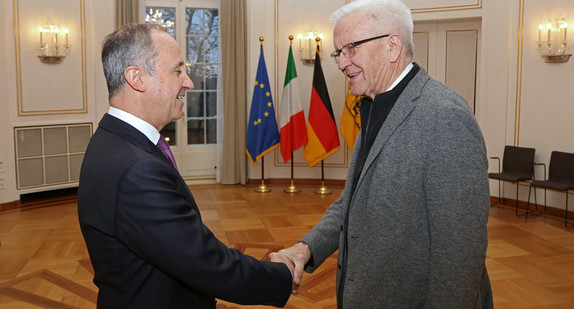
<box><xmin>413</xmin><ymin>21</ymin><xmax>480</xmax><ymax>113</ymax></box>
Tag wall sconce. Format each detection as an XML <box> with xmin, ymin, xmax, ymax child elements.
<box><xmin>537</xmin><ymin>18</ymin><xmax>571</xmax><ymax>63</ymax></box>
<box><xmin>38</xmin><ymin>24</ymin><xmax>70</xmax><ymax>64</ymax></box>
<box><xmin>297</xmin><ymin>29</ymin><xmax>323</xmax><ymax>65</ymax></box>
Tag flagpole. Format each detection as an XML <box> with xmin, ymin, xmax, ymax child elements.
<box><xmin>283</xmin><ymin>35</ymin><xmax>301</xmax><ymax>194</ymax></box>
<box><xmin>252</xmin><ymin>36</ymin><xmax>272</xmax><ymax>193</ymax></box>
<box><xmin>255</xmin><ymin>157</ymin><xmax>271</xmax><ymax>193</ymax></box>
<box><xmin>284</xmin><ymin>152</ymin><xmax>300</xmax><ymax>193</ymax></box>
<box><xmin>315</xmin><ymin>160</ymin><xmax>331</xmax><ymax>195</ymax></box>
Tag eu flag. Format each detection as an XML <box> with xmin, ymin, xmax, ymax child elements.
<box><xmin>246</xmin><ymin>45</ymin><xmax>280</xmax><ymax>165</ymax></box>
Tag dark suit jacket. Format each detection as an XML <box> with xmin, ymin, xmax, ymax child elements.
<box><xmin>78</xmin><ymin>114</ymin><xmax>291</xmax><ymax>308</ymax></box>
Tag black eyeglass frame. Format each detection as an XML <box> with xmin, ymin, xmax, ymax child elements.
<box><xmin>330</xmin><ymin>34</ymin><xmax>390</xmax><ymax>60</ymax></box>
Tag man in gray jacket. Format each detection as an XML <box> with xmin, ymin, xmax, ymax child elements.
<box><xmin>271</xmin><ymin>0</ymin><xmax>493</xmax><ymax>307</ymax></box>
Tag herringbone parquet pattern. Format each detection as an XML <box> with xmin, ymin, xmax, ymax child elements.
<box><xmin>0</xmin><ymin>184</ymin><xmax>573</xmax><ymax>308</ymax></box>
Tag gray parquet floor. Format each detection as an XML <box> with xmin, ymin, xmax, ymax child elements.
<box><xmin>0</xmin><ymin>184</ymin><xmax>573</xmax><ymax>308</ymax></box>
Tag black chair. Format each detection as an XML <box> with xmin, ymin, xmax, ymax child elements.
<box><xmin>488</xmin><ymin>146</ymin><xmax>536</xmax><ymax>217</ymax></box>
<box><xmin>527</xmin><ymin>151</ymin><xmax>574</xmax><ymax>229</ymax></box>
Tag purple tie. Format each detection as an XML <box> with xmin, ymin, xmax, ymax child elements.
<box><xmin>157</xmin><ymin>136</ymin><xmax>178</xmax><ymax>170</ymax></box>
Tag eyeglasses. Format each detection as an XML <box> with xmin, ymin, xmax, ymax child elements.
<box><xmin>330</xmin><ymin>34</ymin><xmax>390</xmax><ymax>63</ymax></box>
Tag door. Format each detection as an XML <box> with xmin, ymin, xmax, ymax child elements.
<box><xmin>413</xmin><ymin>21</ymin><xmax>480</xmax><ymax>113</ymax></box>
<box><xmin>145</xmin><ymin>1</ymin><xmax>219</xmax><ymax>179</ymax></box>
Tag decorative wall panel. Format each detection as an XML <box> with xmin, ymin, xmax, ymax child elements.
<box><xmin>406</xmin><ymin>0</ymin><xmax>481</xmax><ymax>13</ymax></box>
<box><xmin>13</xmin><ymin>0</ymin><xmax>87</xmax><ymax>115</ymax></box>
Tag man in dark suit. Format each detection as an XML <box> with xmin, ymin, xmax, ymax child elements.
<box><xmin>78</xmin><ymin>23</ymin><xmax>293</xmax><ymax>308</ymax></box>
<box><xmin>273</xmin><ymin>0</ymin><xmax>493</xmax><ymax>308</ymax></box>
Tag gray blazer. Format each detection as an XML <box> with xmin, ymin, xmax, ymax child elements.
<box><xmin>301</xmin><ymin>68</ymin><xmax>493</xmax><ymax>308</ymax></box>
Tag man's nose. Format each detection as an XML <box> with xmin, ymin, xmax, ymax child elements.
<box><xmin>337</xmin><ymin>55</ymin><xmax>352</xmax><ymax>71</ymax></box>
<box><xmin>183</xmin><ymin>72</ymin><xmax>194</xmax><ymax>90</ymax></box>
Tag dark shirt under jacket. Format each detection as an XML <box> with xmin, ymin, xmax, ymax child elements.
<box><xmin>352</xmin><ymin>63</ymin><xmax>421</xmax><ymax>190</ymax></box>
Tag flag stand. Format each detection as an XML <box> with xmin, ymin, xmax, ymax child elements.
<box><xmin>284</xmin><ymin>152</ymin><xmax>300</xmax><ymax>193</ymax></box>
<box><xmin>255</xmin><ymin>157</ymin><xmax>271</xmax><ymax>193</ymax></box>
<box><xmin>315</xmin><ymin>161</ymin><xmax>331</xmax><ymax>195</ymax></box>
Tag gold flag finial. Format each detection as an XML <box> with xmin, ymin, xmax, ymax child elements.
<box><xmin>259</xmin><ymin>36</ymin><xmax>264</xmax><ymax>45</ymax></box>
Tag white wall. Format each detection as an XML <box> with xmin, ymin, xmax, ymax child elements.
<box><xmin>0</xmin><ymin>0</ymin><xmax>114</xmax><ymax>203</ymax></box>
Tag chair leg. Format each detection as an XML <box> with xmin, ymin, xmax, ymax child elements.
<box><xmin>516</xmin><ymin>182</ymin><xmax>523</xmax><ymax>217</ymax></box>
<box><xmin>544</xmin><ymin>188</ymin><xmax>546</xmax><ymax>218</ymax></box>
<box><xmin>498</xmin><ymin>179</ymin><xmax>502</xmax><ymax>204</ymax></box>
<box><xmin>525</xmin><ymin>185</ymin><xmax>542</xmax><ymax>218</ymax></box>
<box><xmin>515</xmin><ymin>182</ymin><xmax>525</xmax><ymax>217</ymax></box>
<box><xmin>566</xmin><ymin>191</ymin><xmax>573</xmax><ymax>229</ymax></box>
<box><xmin>526</xmin><ymin>184</ymin><xmax>534</xmax><ymax>217</ymax></box>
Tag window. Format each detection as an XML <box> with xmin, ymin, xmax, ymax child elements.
<box><xmin>145</xmin><ymin>2</ymin><xmax>219</xmax><ymax>146</ymax></box>
<box><xmin>185</xmin><ymin>8</ymin><xmax>218</xmax><ymax>145</ymax></box>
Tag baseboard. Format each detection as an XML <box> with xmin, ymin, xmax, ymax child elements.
<box><xmin>247</xmin><ymin>178</ymin><xmax>346</xmax><ymax>187</ymax></box>
<box><xmin>0</xmin><ymin>187</ymin><xmax>78</xmax><ymax>213</ymax></box>
<box><xmin>490</xmin><ymin>196</ymin><xmax>574</xmax><ymax>221</ymax></box>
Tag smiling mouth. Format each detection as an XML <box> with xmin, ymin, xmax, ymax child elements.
<box><xmin>348</xmin><ymin>72</ymin><xmax>360</xmax><ymax>79</ymax></box>
<box><xmin>177</xmin><ymin>95</ymin><xmax>185</xmax><ymax>101</ymax></box>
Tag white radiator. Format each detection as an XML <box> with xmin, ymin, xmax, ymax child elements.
<box><xmin>15</xmin><ymin>123</ymin><xmax>92</xmax><ymax>190</ymax></box>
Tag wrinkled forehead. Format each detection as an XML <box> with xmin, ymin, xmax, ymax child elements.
<box><xmin>333</xmin><ymin>13</ymin><xmax>374</xmax><ymax>48</ymax></box>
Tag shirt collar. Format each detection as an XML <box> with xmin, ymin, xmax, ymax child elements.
<box><xmin>107</xmin><ymin>106</ymin><xmax>160</xmax><ymax>144</ymax></box>
<box><xmin>386</xmin><ymin>63</ymin><xmax>414</xmax><ymax>92</ymax></box>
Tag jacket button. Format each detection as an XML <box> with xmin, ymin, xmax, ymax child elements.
<box><xmin>340</xmin><ymin>225</ymin><xmax>343</xmax><ymax>231</ymax></box>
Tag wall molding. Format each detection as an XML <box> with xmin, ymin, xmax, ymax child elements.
<box><xmin>411</xmin><ymin>0</ymin><xmax>482</xmax><ymax>14</ymax></box>
<box><xmin>13</xmin><ymin>0</ymin><xmax>88</xmax><ymax>116</ymax></box>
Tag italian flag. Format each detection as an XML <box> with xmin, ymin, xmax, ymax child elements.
<box><xmin>278</xmin><ymin>45</ymin><xmax>308</xmax><ymax>162</ymax></box>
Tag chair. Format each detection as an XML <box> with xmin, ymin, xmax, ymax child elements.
<box><xmin>527</xmin><ymin>151</ymin><xmax>574</xmax><ymax>229</ymax></box>
<box><xmin>488</xmin><ymin>146</ymin><xmax>536</xmax><ymax>217</ymax></box>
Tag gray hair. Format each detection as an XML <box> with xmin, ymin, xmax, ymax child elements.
<box><xmin>101</xmin><ymin>23</ymin><xmax>167</xmax><ymax>98</ymax></box>
<box><xmin>330</xmin><ymin>0</ymin><xmax>414</xmax><ymax>60</ymax></box>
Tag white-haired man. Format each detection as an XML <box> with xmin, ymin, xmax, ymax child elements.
<box><xmin>272</xmin><ymin>0</ymin><xmax>493</xmax><ymax>307</ymax></box>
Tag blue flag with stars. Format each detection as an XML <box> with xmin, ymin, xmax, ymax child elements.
<box><xmin>246</xmin><ymin>45</ymin><xmax>280</xmax><ymax>165</ymax></box>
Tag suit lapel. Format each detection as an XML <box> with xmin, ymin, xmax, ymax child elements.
<box><xmin>355</xmin><ymin>69</ymin><xmax>430</xmax><ymax>188</ymax></box>
<box><xmin>98</xmin><ymin>113</ymin><xmax>169</xmax><ymax>165</ymax></box>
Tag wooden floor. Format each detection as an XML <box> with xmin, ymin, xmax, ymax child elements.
<box><xmin>0</xmin><ymin>184</ymin><xmax>573</xmax><ymax>308</ymax></box>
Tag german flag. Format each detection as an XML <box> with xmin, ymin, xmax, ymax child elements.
<box><xmin>303</xmin><ymin>45</ymin><xmax>340</xmax><ymax>167</ymax></box>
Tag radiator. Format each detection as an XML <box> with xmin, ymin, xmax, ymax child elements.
<box><xmin>15</xmin><ymin>123</ymin><xmax>92</xmax><ymax>190</ymax></box>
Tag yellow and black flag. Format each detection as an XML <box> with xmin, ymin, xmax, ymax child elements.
<box><xmin>340</xmin><ymin>84</ymin><xmax>361</xmax><ymax>151</ymax></box>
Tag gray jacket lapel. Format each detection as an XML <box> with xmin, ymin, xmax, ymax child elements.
<box><xmin>356</xmin><ymin>68</ymin><xmax>431</xmax><ymax>185</ymax></box>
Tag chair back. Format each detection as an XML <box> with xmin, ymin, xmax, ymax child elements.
<box><xmin>502</xmin><ymin>146</ymin><xmax>535</xmax><ymax>177</ymax></box>
<box><xmin>548</xmin><ymin>151</ymin><xmax>574</xmax><ymax>183</ymax></box>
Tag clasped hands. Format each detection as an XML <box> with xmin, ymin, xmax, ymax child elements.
<box><xmin>269</xmin><ymin>242</ymin><xmax>311</xmax><ymax>294</ymax></box>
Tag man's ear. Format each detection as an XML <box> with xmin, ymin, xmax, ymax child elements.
<box><xmin>124</xmin><ymin>66</ymin><xmax>146</xmax><ymax>92</ymax></box>
<box><xmin>387</xmin><ymin>34</ymin><xmax>403</xmax><ymax>63</ymax></box>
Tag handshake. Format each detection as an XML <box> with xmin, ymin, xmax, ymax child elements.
<box><xmin>269</xmin><ymin>242</ymin><xmax>311</xmax><ymax>294</ymax></box>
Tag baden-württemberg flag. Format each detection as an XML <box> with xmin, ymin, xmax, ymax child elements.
<box><xmin>278</xmin><ymin>44</ymin><xmax>308</xmax><ymax>162</ymax></box>
<box><xmin>340</xmin><ymin>83</ymin><xmax>361</xmax><ymax>151</ymax></box>
<box><xmin>303</xmin><ymin>45</ymin><xmax>340</xmax><ymax>167</ymax></box>
<box><xmin>246</xmin><ymin>45</ymin><xmax>280</xmax><ymax>165</ymax></box>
